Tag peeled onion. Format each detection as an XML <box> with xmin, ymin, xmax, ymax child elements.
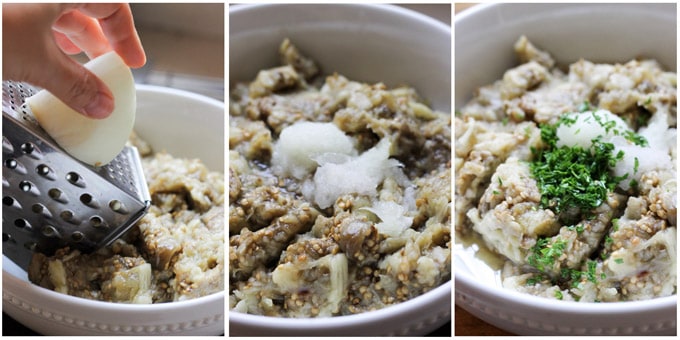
<box><xmin>26</xmin><ymin>51</ymin><xmax>136</xmax><ymax>166</ymax></box>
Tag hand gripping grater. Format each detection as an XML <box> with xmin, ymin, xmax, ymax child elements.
<box><xmin>2</xmin><ymin>81</ymin><xmax>151</xmax><ymax>270</ymax></box>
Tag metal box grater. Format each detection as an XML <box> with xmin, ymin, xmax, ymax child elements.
<box><xmin>2</xmin><ymin>81</ymin><xmax>150</xmax><ymax>270</ymax></box>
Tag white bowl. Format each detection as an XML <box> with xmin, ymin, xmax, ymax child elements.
<box><xmin>455</xmin><ymin>3</ymin><xmax>677</xmax><ymax>336</ymax></box>
<box><xmin>2</xmin><ymin>84</ymin><xmax>225</xmax><ymax>336</ymax></box>
<box><xmin>229</xmin><ymin>3</ymin><xmax>451</xmax><ymax>336</ymax></box>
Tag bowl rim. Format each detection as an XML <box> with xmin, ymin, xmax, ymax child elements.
<box><xmin>229</xmin><ymin>280</ymin><xmax>451</xmax><ymax>328</ymax></box>
<box><xmin>3</xmin><ymin>267</ymin><xmax>224</xmax><ymax>311</ymax></box>
<box><xmin>229</xmin><ymin>2</ymin><xmax>450</xmax><ymax>34</ymax></box>
<box><xmin>456</xmin><ymin>270</ymin><xmax>676</xmax><ymax>314</ymax></box>
<box><xmin>2</xmin><ymin>83</ymin><xmax>225</xmax><ymax>310</ymax></box>
<box><xmin>455</xmin><ymin>2</ymin><xmax>677</xmax><ymax>23</ymax></box>
<box><xmin>135</xmin><ymin>83</ymin><xmax>224</xmax><ymax>108</ymax></box>
<box><xmin>454</xmin><ymin>0</ymin><xmax>677</xmax><ymax>314</ymax></box>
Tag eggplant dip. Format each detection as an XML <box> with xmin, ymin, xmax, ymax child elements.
<box><xmin>456</xmin><ymin>36</ymin><xmax>676</xmax><ymax>302</ymax></box>
<box><xmin>28</xmin><ymin>135</ymin><xmax>225</xmax><ymax>303</ymax></box>
<box><xmin>229</xmin><ymin>39</ymin><xmax>451</xmax><ymax>317</ymax></box>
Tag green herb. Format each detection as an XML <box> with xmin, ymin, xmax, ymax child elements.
<box><xmin>561</xmin><ymin>268</ymin><xmax>585</xmax><ymax>288</ymax></box>
<box><xmin>612</xmin><ymin>218</ymin><xmax>620</xmax><ymax>232</ymax></box>
<box><xmin>528</xmin><ymin>237</ymin><xmax>566</xmax><ymax>272</ymax></box>
<box><xmin>502</xmin><ymin>116</ymin><xmax>509</xmax><ymax>126</ymax></box>
<box><xmin>492</xmin><ymin>190</ymin><xmax>500</xmax><ymax>195</ymax></box>
<box><xmin>498</xmin><ymin>176</ymin><xmax>503</xmax><ymax>186</ymax></box>
<box><xmin>555</xmin><ymin>290</ymin><xmax>564</xmax><ymax>300</ymax></box>
<box><xmin>526</xmin><ymin>274</ymin><xmax>546</xmax><ymax>286</ymax></box>
<box><xmin>623</xmin><ymin>130</ymin><xmax>648</xmax><ymax>146</ymax></box>
<box><xmin>636</xmin><ymin>112</ymin><xmax>651</xmax><ymax>127</ymax></box>
<box><xmin>586</xmin><ymin>260</ymin><xmax>599</xmax><ymax>283</ymax></box>
<box><xmin>531</xmin><ymin>120</ymin><xmax>627</xmax><ymax>215</ymax></box>
<box><xmin>567</xmin><ymin>224</ymin><xmax>585</xmax><ymax>234</ymax></box>
<box><xmin>605</xmin><ymin>235</ymin><xmax>613</xmax><ymax>247</ymax></box>
<box><xmin>614</xmin><ymin>258</ymin><xmax>624</xmax><ymax>264</ymax></box>
<box><xmin>578</xmin><ymin>101</ymin><xmax>591</xmax><ymax>112</ymax></box>
<box><xmin>634</xmin><ymin>157</ymin><xmax>640</xmax><ymax>173</ymax></box>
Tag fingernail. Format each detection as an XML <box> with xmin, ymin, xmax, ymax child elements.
<box><xmin>83</xmin><ymin>92</ymin><xmax>114</xmax><ymax>119</ymax></box>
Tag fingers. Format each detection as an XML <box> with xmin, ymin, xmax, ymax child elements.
<box><xmin>45</xmin><ymin>56</ymin><xmax>115</xmax><ymax>119</ymax></box>
<box><xmin>53</xmin><ymin>10</ymin><xmax>111</xmax><ymax>59</ymax></box>
<box><xmin>60</xmin><ymin>3</ymin><xmax>146</xmax><ymax>68</ymax></box>
<box><xmin>53</xmin><ymin>30</ymin><xmax>83</xmax><ymax>55</ymax></box>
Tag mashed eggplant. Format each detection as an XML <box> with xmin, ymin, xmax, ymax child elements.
<box><xmin>28</xmin><ymin>137</ymin><xmax>225</xmax><ymax>303</ymax></box>
<box><xmin>456</xmin><ymin>36</ymin><xmax>676</xmax><ymax>302</ymax></box>
<box><xmin>229</xmin><ymin>39</ymin><xmax>451</xmax><ymax>317</ymax></box>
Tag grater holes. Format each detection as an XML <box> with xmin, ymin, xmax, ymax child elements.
<box><xmin>48</xmin><ymin>188</ymin><xmax>67</xmax><ymax>203</ymax></box>
<box><xmin>21</xmin><ymin>142</ymin><xmax>42</xmax><ymax>159</ymax></box>
<box><xmin>71</xmin><ymin>231</ymin><xmax>84</xmax><ymax>242</ymax></box>
<box><xmin>4</xmin><ymin>158</ymin><xmax>17</xmax><ymax>169</ymax></box>
<box><xmin>41</xmin><ymin>225</ymin><xmax>60</xmax><ymax>238</ymax></box>
<box><xmin>5</xmin><ymin>158</ymin><xmax>27</xmax><ymax>174</ymax></box>
<box><xmin>80</xmin><ymin>193</ymin><xmax>98</xmax><ymax>208</ymax></box>
<box><xmin>89</xmin><ymin>215</ymin><xmax>107</xmax><ymax>228</ymax></box>
<box><xmin>19</xmin><ymin>180</ymin><xmax>40</xmax><ymax>196</ymax></box>
<box><xmin>3</xmin><ymin>233</ymin><xmax>14</xmax><ymax>243</ymax></box>
<box><xmin>2</xmin><ymin>136</ymin><xmax>13</xmax><ymax>153</ymax></box>
<box><xmin>24</xmin><ymin>241</ymin><xmax>37</xmax><ymax>251</ymax></box>
<box><xmin>32</xmin><ymin>203</ymin><xmax>53</xmax><ymax>218</ymax></box>
<box><xmin>66</xmin><ymin>171</ymin><xmax>86</xmax><ymax>187</ymax></box>
<box><xmin>36</xmin><ymin>164</ymin><xmax>56</xmax><ymax>180</ymax></box>
<box><xmin>108</xmin><ymin>199</ymin><xmax>129</xmax><ymax>214</ymax></box>
<box><xmin>14</xmin><ymin>218</ymin><xmax>30</xmax><ymax>229</ymax></box>
<box><xmin>3</xmin><ymin>196</ymin><xmax>21</xmax><ymax>209</ymax></box>
<box><xmin>60</xmin><ymin>210</ymin><xmax>80</xmax><ymax>224</ymax></box>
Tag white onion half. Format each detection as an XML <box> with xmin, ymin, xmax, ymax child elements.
<box><xmin>26</xmin><ymin>51</ymin><xmax>136</xmax><ymax>166</ymax></box>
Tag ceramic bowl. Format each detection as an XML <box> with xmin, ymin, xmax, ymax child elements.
<box><xmin>2</xmin><ymin>84</ymin><xmax>225</xmax><ymax>336</ymax></box>
<box><xmin>229</xmin><ymin>3</ymin><xmax>451</xmax><ymax>336</ymax></box>
<box><xmin>455</xmin><ymin>3</ymin><xmax>676</xmax><ymax>336</ymax></box>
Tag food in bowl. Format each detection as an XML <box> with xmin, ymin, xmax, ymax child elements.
<box><xmin>455</xmin><ymin>36</ymin><xmax>676</xmax><ymax>302</ymax></box>
<box><xmin>27</xmin><ymin>134</ymin><xmax>225</xmax><ymax>303</ymax></box>
<box><xmin>229</xmin><ymin>39</ymin><xmax>451</xmax><ymax>317</ymax></box>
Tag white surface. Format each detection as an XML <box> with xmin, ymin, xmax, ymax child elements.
<box><xmin>455</xmin><ymin>2</ymin><xmax>677</xmax><ymax>107</ymax></box>
<box><xmin>229</xmin><ymin>3</ymin><xmax>451</xmax><ymax>336</ymax></box>
<box><xmin>455</xmin><ymin>3</ymin><xmax>677</xmax><ymax>336</ymax></box>
<box><xmin>230</xmin><ymin>3</ymin><xmax>451</xmax><ymax>112</ymax></box>
<box><xmin>2</xmin><ymin>85</ymin><xmax>225</xmax><ymax>336</ymax></box>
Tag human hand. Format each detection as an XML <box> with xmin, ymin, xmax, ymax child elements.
<box><xmin>2</xmin><ymin>3</ymin><xmax>146</xmax><ymax>119</ymax></box>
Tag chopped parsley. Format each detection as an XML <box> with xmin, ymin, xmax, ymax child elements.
<box><xmin>528</xmin><ymin>237</ymin><xmax>566</xmax><ymax>272</ymax></box>
<box><xmin>614</xmin><ymin>258</ymin><xmax>624</xmax><ymax>264</ymax></box>
<box><xmin>525</xmin><ymin>273</ymin><xmax>547</xmax><ymax>286</ymax></box>
<box><xmin>531</xmin><ymin>116</ymin><xmax>628</xmax><ymax>215</ymax></box>
<box><xmin>623</xmin><ymin>130</ymin><xmax>648</xmax><ymax>146</ymax></box>
<box><xmin>585</xmin><ymin>260</ymin><xmax>599</xmax><ymax>283</ymax></box>
<box><xmin>528</xmin><ymin>236</ymin><xmax>608</xmax><ymax>289</ymax></box>
<box><xmin>567</xmin><ymin>224</ymin><xmax>585</xmax><ymax>234</ymax></box>
<box><xmin>554</xmin><ymin>290</ymin><xmax>564</xmax><ymax>300</ymax></box>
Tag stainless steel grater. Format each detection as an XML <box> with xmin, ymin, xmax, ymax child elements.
<box><xmin>2</xmin><ymin>81</ymin><xmax>151</xmax><ymax>270</ymax></box>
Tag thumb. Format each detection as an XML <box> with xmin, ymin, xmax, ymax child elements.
<box><xmin>33</xmin><ymin>54</ymin><xmax>114</xmax><ymax>119</ymax></box>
